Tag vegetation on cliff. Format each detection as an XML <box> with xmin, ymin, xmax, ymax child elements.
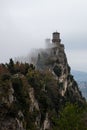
<box><xmin>0</xmin><ymin>59</ymin><xmax>87</xmax><ymax>130</ymax></box>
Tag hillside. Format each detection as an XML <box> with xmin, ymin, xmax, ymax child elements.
<box><xmin>0</xmin><ymin>32</ymin><xmax>87</xmax><ymax>130</ymax></box>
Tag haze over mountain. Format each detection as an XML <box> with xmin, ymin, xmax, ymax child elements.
<box><xmin>0</xmin><ymin>0</ymin><xmax>87</xmax><ymax>72</ymax></box>
<box><xmin>72</xmin><ymin>70</ymin><xmax>87</xmax><ymax>82</ymax></box>
<box><xmin>72</xmin><ymin>70</ymin><xmax>87</xmax><ymax>99</ymax></box>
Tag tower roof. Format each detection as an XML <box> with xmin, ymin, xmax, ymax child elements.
<box><xmin>53</xmin><ymin>32</ymin><xmax>60</xmax><ymax>34</ymax></box>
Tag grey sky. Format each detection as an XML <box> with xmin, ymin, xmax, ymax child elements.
<box><xmin>0</xmin><ymin>0</ymin><xmax>87</xmax><ymax>71</ymax></box>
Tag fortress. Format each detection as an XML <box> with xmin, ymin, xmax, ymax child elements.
<box><xmin>36</xmin><ymin>32</ymin><xmax>67</xmax><ymax>70</ymax></box>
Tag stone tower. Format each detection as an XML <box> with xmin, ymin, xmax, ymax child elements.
<box><xmin>52</xmin><ymin>32</ymin><xmax>61</xmax><ymax>44</ymax></box>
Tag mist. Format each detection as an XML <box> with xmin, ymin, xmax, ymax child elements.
<box><xmin>0</xmin><ymin>0</ymin><xmax>87</xmax><ymax>71</ymax></box>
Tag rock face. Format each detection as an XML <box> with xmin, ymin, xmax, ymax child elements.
<box><xmin>0</xmin><ymin>32</ymin><xmax>85</xmax><ymax>130</ymax></box>
<box><xmin>36</xmin><ymin>32</ymin><xmax>85</xmax><ymax>104</ymax></box>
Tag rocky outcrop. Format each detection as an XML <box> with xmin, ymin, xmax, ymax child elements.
<box><xmin>36</xmin><ymin>32</ymin><xmax>85</xmax><ymax>104</ymax></box>
<box><xmin>29</xmin><ymin>87</ymin><xmax>39</xmax><ymax>112</ymax></box>
<box><xmin>0</xmin><ymin>32</ymin><xmax>85</xmax><ymax>130</ymax></box>
<box><xmin>42</xmin><ymin>113</ymin><xmax>50</xmax><ymax>130</ymax></box>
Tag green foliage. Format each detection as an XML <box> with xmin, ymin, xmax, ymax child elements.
<box><xmin>0</xmin><ymin>80</ymin><xmax>11</xmax><ymax>96</ymax></box>
<box><xmin>1</xmin><ymin>73</ymin><xmax>11</xmax><ymax>81</ymax></box>
<box><xmin>12</xmin><ymin>77</ymin><xmax>29</xmax><ymax>110</ymax></box>
<box><xmin>29</xmin><ymin>63</ymin><xmax>35</xmax><ymax>70</ymax></box>
<box><xmin>7</xmin><ymin>58</ymin><xmax>15</xmax><ymax>74</ymax></box>
<box><xmin>6</xmin><ymin>59</ymin><xmax>35</xmax><ymax>75</ymax></box>
<box><xmin>0</xmin><ymin>61</ymin><xmax>86</xmax><ymax>130</ymax></box>
<box><xmin>26</xmin><ymin>69</ymin><xmax>61</xmax><ymax>123</ymax></box>
<box><xmin>25</xmin><ymin>109</ymin><xmax>39</xmax><ymax>130</ymax></box>
<box><xmin>52</xmin><ymin>103</ymin><xmax>87</xmax><ymax>130</ymax></box>
<box><xmin>9</xmin><ymin>58</ymin><xmax>14</xmax><ymax>67</ymax></box>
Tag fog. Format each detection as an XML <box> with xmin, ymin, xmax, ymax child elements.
<box><xmin>0</xmin><ymin>0</ymin><xmax>87</xmax><ymax>72</ymax></box>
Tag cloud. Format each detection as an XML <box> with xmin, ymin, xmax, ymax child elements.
<box><xmin>0</xmin><ymin>0</ymin><xmax>87</xmax><ymax>71</ymax></box>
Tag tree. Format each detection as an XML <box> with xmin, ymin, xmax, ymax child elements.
<box><xmin>56</xmin><ymin>103</ymin><xmax>87</xmax><ymax>130</ymax></box>
<box><xmin>7</xmin><ymin>58</ymin><xmax>15</xmax><ymax>74</ymax></box>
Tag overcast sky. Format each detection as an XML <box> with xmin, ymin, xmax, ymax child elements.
<box><xmin>0</xmin><ymin>0</ymin><xmax>87</xmax><ymax>72</ymax></box>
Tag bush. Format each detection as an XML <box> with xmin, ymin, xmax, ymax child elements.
<box><xmin>1</xmin><ymin>73</ymin><xmax>11</xmax><ymax>81</ymax></box>
<box><xmin>56</xmin><ymin>103</ymin><xmax>87</xmax><ymax>130</ymax></box>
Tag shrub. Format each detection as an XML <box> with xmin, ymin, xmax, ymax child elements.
<box><xmin>57</xmin><ymin>103</ymin><xmax>87</xmax><ymax>130</ymax></box>
<box><xmin>1</xmin><ymin>73</ymin><xmax>11</xmax><ymax>81</ymax></box>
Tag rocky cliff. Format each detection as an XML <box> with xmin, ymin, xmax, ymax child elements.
<box><xmin>0</xmin><ymin>32</ymin><xmax>86</xmax><ymax>130</ymax></box>
<box><xmin>36</xmin><ymin>32</ymin><xmax>85</xmax><ymax>103</ymax></box>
